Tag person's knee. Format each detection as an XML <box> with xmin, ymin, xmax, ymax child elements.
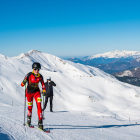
<box><xmin>28</xmin><ymin>101</ymin><xmax>33</xmax><ymax>109</ymax></box>
<box><xmin>37</xmin><ymin>97</ymin><xmax>42</xmax><ymax>103</ymax></box>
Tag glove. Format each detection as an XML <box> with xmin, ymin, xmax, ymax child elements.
<box><xmin>42</xmin><ymin>90</ymin><xmax>46</xmax><ymax>96</ymax></box>
<box><xmin>23</xmin><ymin>79</ymin><xmax>27</xmax><ymax>85</ymax></box>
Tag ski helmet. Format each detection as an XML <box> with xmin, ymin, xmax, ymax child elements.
<box><xmin>47</xmin><ymin>76</ymin><xmax>51</xmax><ymax>81</ymax></box>
<box><xmin>32</xmin><ymin>62</ymin><xmax>41</xmax><ymax>69</ymax></box>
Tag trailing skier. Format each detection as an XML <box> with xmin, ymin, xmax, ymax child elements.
<box><xmin>42</xmin><ymin>76</ymin><xmax>56</xmax><ymax>112</ymax></box>
<box><xmin>21</xmin><ymin>62</ymin><xmax>46</xmax><ymax>130</ymax></box>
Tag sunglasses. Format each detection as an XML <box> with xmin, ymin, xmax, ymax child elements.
<box><xmin>34</xmin><ymin>68</ymin><xmax>40</xmax><ymax>71</ymax></box>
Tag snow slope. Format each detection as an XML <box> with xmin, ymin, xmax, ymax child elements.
<box><xmin>0</xmin><ymin>50</ymin><xmax>140</xmax><ymax>118</ymax></box>
<box><xmin>1</xmin><ymin>50</ymin><xmax>140</xmax><ymax>139</ymax></box>
<box><xmin>1</xmin><ymin>106</ymin><xmax>140</xmax><ymax>140</ymax></box>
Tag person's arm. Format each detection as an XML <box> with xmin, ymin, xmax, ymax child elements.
<box><xmin>40</xmin><ymin>75</ymin><xmax>46</xmax><ymax>93</ymax></box>
<box><xmin>51</xmin><ymin>81</ymin><xmax>56</xmax><ymax>86</ymax></box>
<box><xmin>21</xmin><ymin>72</ymin><xmax>31</xmax><ymax>87</ymax></box>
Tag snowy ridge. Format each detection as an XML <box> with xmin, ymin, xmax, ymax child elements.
<box><xmin>84</xmin><ymin>50</ymin><xmax>140</xmax><ymax>60</ymax></box>
<box><xmin>12</xmin><ymin>50</ymin><xmax>41</xmax><ymax>59</ymax></box>
<box><xmin>1</xmin><ymin>50</ymin><xmax>140</xmax><ymax>139</ymax></box>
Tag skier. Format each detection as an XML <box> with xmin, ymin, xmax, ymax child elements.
<box><xmin>21</xmin><ymin>62</ymin><xmax>46</xmax><ymax>130</ymax></box>
<box><xmin>42</xmin><ymin>76</ymin><xmax>56</xmax><ymax>112</ymax></box>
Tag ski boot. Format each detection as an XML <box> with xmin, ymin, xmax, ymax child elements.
<box><xmin>38</xmin><ymin>119</ymin><xmax>43</xmax><ymax>130</ymax></box>
<box><xmin>50</xmin><ymin>108</ymin><xmax>53</xmax><ymax>112</ymax></box>
<box><xmin>27</xmin><ymin>116</ymin><xmax>31</xmax><ymax>127</ymax></box>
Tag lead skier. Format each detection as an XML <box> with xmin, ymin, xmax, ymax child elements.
<box><xmin>21</xmin><ymin>62</ymin><xmax>46</xmax><ymax>130</ymax></box>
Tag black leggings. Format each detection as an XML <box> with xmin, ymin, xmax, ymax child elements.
<box><xmin>43</xmin><ymin>95</ymin><xmax>53</xmax><ymax>110</ymax></box>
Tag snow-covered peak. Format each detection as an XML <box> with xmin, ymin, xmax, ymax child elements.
<box><xmin>28</xmin><ymin>50</ymin><xmax>42</xmax><ymax>54</ymax></box>
<box><xmin>84</xmin><ymin>50</ymin><xmax>140</xmax><ymax>60</ymax></box>
<box><xmin>12</xmin><ymin>50</ymin><xmax>42</xmax><ymax>59</ymax></box>
<box><xmin>10</xmin><ymin>50</ymin><xmax>96</xmax><ymax>77</ymax></box>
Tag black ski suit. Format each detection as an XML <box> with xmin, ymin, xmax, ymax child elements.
<box><xmin>43</xmin><ymin>81</ymin><xmax>56</xmax><ymax>111</ymax></box>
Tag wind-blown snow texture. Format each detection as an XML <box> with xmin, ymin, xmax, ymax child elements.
<box><xmin>0</xmin><ymin>50</ymin><xmax>140</xmax><ymax>140</ymax></box>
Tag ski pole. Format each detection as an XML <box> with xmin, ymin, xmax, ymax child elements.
<box><xmin>43</xmin><ymin>94</ymin><xmax>45</xmax><ymax>120</ymax></box>
<box><xmin>23</xmin><ymin>83</ymin><xmax>27</xmax><ymax>126</ymax></box>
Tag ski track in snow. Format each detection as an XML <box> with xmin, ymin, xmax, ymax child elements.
<box><xmin>1</xmin><ymin>106</ymin><xmax>140</xmax><ymax>140</ymax></box>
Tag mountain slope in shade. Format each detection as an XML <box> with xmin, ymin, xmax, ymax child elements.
<box><xmin>115</xmin><ymin>76</ymin><xmax>140</xmax><ymax>87</ymax></box>
<box><xmin>111</xmin><ymin>58</ymin><xmax>140</xmax><ymax>87</ymax></box>
<box><xmin>113</xmin><ymin>67</ymin><xmax>140</xmax><ymax>78</ymax></box>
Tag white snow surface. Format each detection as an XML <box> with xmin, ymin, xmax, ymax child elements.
<box><xmin>84</xmin><ymin>50</ymin><xmax>140</xmax><ymax>60</ymax></box>
<box><xmin>1</xmin><ymin>50</ymin><xmax>140</xmax><ymax>139</ymax></box>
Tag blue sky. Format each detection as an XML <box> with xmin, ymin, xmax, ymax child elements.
<box><xmin>0</xmin><ymin>0</ymin><xmax>140</xmax><ymax>58</ymax></box>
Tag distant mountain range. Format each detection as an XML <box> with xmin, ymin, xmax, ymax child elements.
<box><xmin>67</xmin><ymin>50</ymin><xmax>140</xmax><ymax>74</ymax></box>
<box><xmin>97</xmin><ymin>57</ymin><xmax>140</xmax><ymax>74</ymax></box>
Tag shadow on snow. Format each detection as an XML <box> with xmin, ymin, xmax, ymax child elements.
<box><xmin>44</xmin><ymin>111</ymin><xmax>69</xmax><ymax>113</ymax></box>
<box><xmin>44</xmin><ymin>124</ymin><xmax>139</xmax><ymax>130</ymax></box>
<box><xmin>0</xmin><ymin>127</ymin><xmax>14</xmax><ymax>140</ymax></box>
